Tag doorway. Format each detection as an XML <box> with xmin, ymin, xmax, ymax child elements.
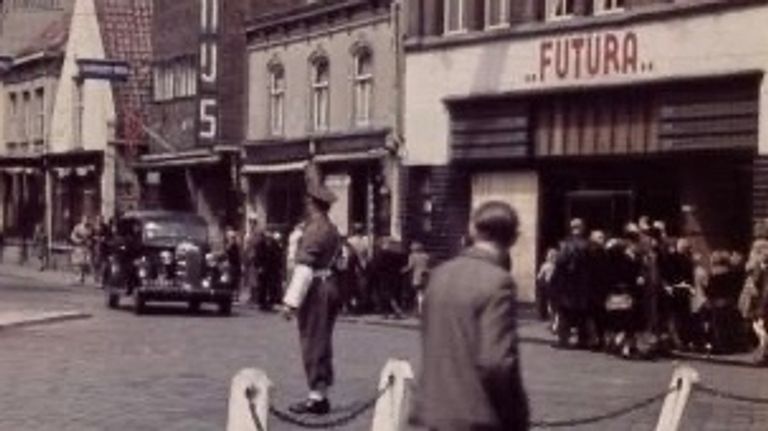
<box><xmin>565</xmin><ymin>190</ymin><xmax>634</xmax><ymax>237</ymax></box>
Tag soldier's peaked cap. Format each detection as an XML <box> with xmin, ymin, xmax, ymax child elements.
<box><xmin>306</xmin><ymin>183</ymin><xmax>337</xmax><ymax>205</ymax></box>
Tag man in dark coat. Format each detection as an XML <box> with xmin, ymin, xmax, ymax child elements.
<box><xmin>551</xmin><ymin>218</ymin><xmax>591</xmax><ymax>348</ymax></box>
<box><xmin>281</xmin><ymin>180</ymin><xmax>342</xmax><ymax>415</ymax></box>
<box><xmin>412</xmin><ymin>201</ymin><xmax>529</xmax><ymax>431</ymax></box>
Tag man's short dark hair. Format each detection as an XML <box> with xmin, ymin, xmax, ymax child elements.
<box><xmin>472</xmin><ymin>201</ymin><xmax>520</xmax><ymax>246</ymax></box>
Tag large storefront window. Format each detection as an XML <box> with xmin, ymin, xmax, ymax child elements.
<box><xmin>266</xmin><ymin>173</ymin><xmax>305</xmax><ymax>233</ymax></box>
<box><xmin>0</xmin><ymin>172</ymin><xmax>44</xmax><ymax>238</ymax></box>
<box><xmin>52</xmin><ymin>169</ymin><xmax>100</xmax><ymax>242</ymax></box>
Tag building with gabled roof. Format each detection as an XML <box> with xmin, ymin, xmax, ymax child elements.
<box><xmin>0</xmin><ymin>0</ymin><xmax>151</xmax><ymax>262</ymax></box>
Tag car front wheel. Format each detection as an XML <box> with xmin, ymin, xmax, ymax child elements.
<box><xmin>218</xmin><ymin>299</ymin><xmax>232</xmax><ymax>316</ymax></box>
<box><xmin>133</xmin><ymin>291</ymin><xmax>146</xmax><ymax>315</ymax></box>
<box><xmin>188</xmin><ymin>301</ymin><xmax>201</xmax><ymax>313</ymax></box>
<box><xmin>106</xmin><ymin>291</ymin><xmax>120</xmax><ymax>309</ymax></box>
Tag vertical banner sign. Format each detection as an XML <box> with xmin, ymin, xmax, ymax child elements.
<box><xmin>199</xmin><ymin>0</ymin><xmax>219</xmax><ymax>143</ymax></box>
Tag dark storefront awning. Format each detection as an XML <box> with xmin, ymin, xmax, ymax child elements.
<box><xmin>133</xmin><ymin>150</ymin><xmax>222</xmax><ymax>170</ymax></box>
<box><xmin>242</xmin><ymin>128</ymin><xmax>391</xmax><ymax>174</ymax></box>
<box><xmin>0</xmin><ymin>155</ymin><xmax>43</xmax><ymax>169</ymax></box>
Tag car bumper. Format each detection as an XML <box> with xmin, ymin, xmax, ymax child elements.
<box><xmin>137</xmin><ymin>287</ymin><xmax>233</xmax><ymax>302</ymax></box>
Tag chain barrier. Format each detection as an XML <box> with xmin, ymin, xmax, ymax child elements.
<box><xmin>694</xmin><ymin>383</ymin><xmax>768</xmax><ymax>405</ymax></box>
<box><xmin>530</xmin><ymin>386</ymin><xmax>678</xmax><ymax>429</ymax></box>
<box><xmin>245</xmin><ymin>377</ymin><xmax>394</xmax><ymax>430</ymax></box>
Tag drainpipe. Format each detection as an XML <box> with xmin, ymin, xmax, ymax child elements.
<box><xmin>389</xmin><ymin>0</ymin><xmax>405</xmax><ymax>239</ymax></box>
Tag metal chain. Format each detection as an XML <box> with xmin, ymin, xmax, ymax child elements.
<box><xmin>245</xmin><ymin>386</ymin><xmax>266</xmax><ymax>431</ymax></box>
<box><xmin>695</xmin><ymin>383</ymin><xmax>768</xmax><ymax>404</ymax></box>
<box><xmin>246</xmin><ymin>377</ymin><xmax>393</xmax><ymax>430</ymax></box>
<box><xmin>531</xmin><ymin>386</ymin><xmax>677</xmax><ymax>429</ymax></box>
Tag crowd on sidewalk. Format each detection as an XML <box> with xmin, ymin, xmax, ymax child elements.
<box><xmin>538</xmin><ymin>216</ymin><xmax>768</xmax><ymax>364</ymax></box>
<box><xmin>235</xmin><ymin>218</ymin><xmax>431</xmax><ymax>318</ymax></box>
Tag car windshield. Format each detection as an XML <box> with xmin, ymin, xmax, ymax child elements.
<box><xmin>143</xmin><ymin>219</ymin><xmax>208</xmax><ymax>243</ymax></box>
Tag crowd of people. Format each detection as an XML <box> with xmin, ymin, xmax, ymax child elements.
<box><xmin>233</xmin><ymin>219</ymin><xmax>431</xmax><ymax>318</ymax></box>
<box><xmin>538</xmin><ymin>216</ymin><xmax>768</xmax><ymax>363</ymax></box>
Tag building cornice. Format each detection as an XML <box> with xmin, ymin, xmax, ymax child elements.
<box><xmin>406</xmin><ymin>0</ymin><xmax>768</xmax><ymax>54</ymax></box>
<box><xmin>247</xmin><ymin>14</ymin><xmax>390</xmax><ymax>52</ymax></box>
<box><xmin>246</xmin><ymin>0</ymin><xmax>391</xmax><ymax>45</ymax></box>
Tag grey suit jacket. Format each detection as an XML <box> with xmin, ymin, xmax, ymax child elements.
<box><xmin>412</xmin><ymin>246</ymin><xmax>529</xmax><ymax>431</ymax></box>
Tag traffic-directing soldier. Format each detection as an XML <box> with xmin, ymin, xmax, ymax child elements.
<box><xmin>280</xmin><ymin>177</ymin><xmax>343</xmax><ymax>416</ymax></box>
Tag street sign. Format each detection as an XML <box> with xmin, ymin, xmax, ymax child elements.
<box><xmin>76</xmin><ymin>58</ymin><xmax>130</xmax><ymax>81</ymax></box>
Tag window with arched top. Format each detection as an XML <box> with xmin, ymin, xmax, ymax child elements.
<box><xmin>310</xmin><ymin>57</ymin><xmax>330</xmax><ymax>131</ymax></box>
<box><xmin>485</xmin><ymin>0</ymin><xmax>508</xmax><ymax>29</ymax></box>
<box><xmin>268</xmin><ymin>64</ymin><xmax>285</xmax><ymax>135</ymax></box>
<box><xmin>353</xmin><ymin>49</ymin><xmax>373</xmax><ymax>127</ymax></box>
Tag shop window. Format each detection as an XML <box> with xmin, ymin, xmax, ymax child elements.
<box><xmin>353</xmin><ymin>50</ymin><xmax>373</xmax><ymax>127</ymax></box>
<box><xmin>268</xmin><ymin>64</ymin><xmax>285</xmax><ymax>135</ymax></box>
<box><xmin>311</xmin><ymin>57</ymin><xmax>330</xmax><ymax>131</ymax></box>
<box><xmin>546</xmin><ymin>0</ymin><xmax>574</xmax><ymax>20</ymax></box>
<box><xmin>594</xmin><ymin>0</ymin><xmax>624</xmax><ymax>14</ymax></box>
<box><xmin>444</xmin><ymin>0</ymin><xmax>465</xmax><ymax>34</ymax></box>
<box><xmin>485</xmin><ymin>0</ymin><xmax>508</xmax><ymax>28</ymax></box>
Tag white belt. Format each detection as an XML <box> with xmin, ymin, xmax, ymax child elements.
<box><xmin>313</xmin><ymin>269</ymin><xmax>333</xmax><ymax>280</ymax></box>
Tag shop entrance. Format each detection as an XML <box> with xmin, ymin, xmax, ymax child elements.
<box><xmin>565</xmin><ymin>190</ymin><xmax>634</xmax><ymax>237</ymax></box>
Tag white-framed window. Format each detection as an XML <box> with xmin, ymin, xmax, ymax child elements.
<box><xmin>20</xmin><ymin>91</ymin><xmax>30</xmax><ymax>141</ymax></box>
<box><xmin>311</xmin><ymin>58</ymin><xmax>330</xmax><ymax>131</ymax></box>
<box><xmin>443</xmin><ymin>0</ymin><xmax>465</xmax><ymax>34</ymax></box>
<box><xmin>546</xmin><ymin>0</ymin><xmax>574</xmax><ymax>21</ymax></box>
<box><xmin>268</xmin><ymin>65</ymin><xmax>285</xmax><ymax>135</ymax></box>
<box><xmin>152</xmin><ymin>58</ymin><xmax>197</xmax><ymax>101</ymax></box>
<box><xmin>186</xmin><ymin>59</ymin><xmax>197</xmax><ymax>96</ymax></box>
<box><xmin>353</xmin><ymin>50</ymin><xmax>373</xmax><ymax>127</ymax></box>
<box><xmin>73</xmin><ymin>81</ymin><xmax>84</xmax><ymax>148</ymax></box>
<box><xmin>485</xmin><ymin>0</ymin><xmax>508</xmax><ymax>29</ymax></box>
<box><xmin>34</xmin><ymin>87</ymin><xmax>44</xmax><ymax>141</ymax></box>
<box><xmin>7</xmin><ymin>92</ymin><xmax>17</xmax><ymax>142</ymax></box>
<box><xmin>594</xmin><ymin>0</ymin><xmax>625</xmax><ymax>14</ymax></box>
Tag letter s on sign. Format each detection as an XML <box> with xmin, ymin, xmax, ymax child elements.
<box><xmin>200</xmin><ymin>99</ymin><xmax>217</xmax><ymax>140</ymax></box>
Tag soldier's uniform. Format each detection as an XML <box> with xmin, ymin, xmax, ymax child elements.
<box><xmin>294</xmin><ymin>209</ymin><xmax>342</xmax><ymax>393</ymax></box>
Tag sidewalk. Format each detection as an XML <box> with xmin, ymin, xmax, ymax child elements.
<box><xmin>0</xmin><ymin>262</ymin><xmax>93</xmax><ymax>330</ymax></box>
<box><xmin>339</xmin><ymin>312</ymin><xmax>763</xmax><ymax>368</ymax></box>
<box><xmin>0</xmin><ymin>261</ymin><xmax>98</xmax><ymax>288</ymax></box>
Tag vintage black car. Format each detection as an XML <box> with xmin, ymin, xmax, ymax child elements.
<box><xmin>103</xmin><ymin>210</ymin><xmax>236</xmax><ymax>315</ymax></box>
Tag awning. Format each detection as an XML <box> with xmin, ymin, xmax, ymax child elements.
<box><xmin>133</xmin><ymin>151</ymin><xmax>222</xmax><ymax>170</ymax></box>
<box><xmin>242</xmin><ymin>149</ymin><xmax>388</xmax><ymax>175</ymax></box>
<box><xmin>241</xmin><ymin>161</ymin><xmax>305</xmax><ymax>174</ymax></box>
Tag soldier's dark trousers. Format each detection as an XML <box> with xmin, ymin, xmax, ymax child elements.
<box><xmin>298</xmin><ymin>277</ymin><xmax>341</xmax><ymax>391</ymax></box>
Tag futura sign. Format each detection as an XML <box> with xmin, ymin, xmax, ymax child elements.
<box><xmin>524</xmin><ymin>30</ymin><xmax>654</xmax><ymax>84</ymax></box>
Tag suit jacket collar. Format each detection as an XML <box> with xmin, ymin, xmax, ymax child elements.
<box><xmin>462</xmin><ymin>244</ymin><xmax>509</xmax><ymax>270</ymax></box>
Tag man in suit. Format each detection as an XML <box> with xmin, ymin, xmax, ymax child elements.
<box><xmin>281</xmin><ymin>180</ymin><xmax>342</xmax><ymax>415</ymax></box>
<box><xmin>412</xmin><ymin>200</ymin><xmax>529</xmax><ymax>431</ymax></box>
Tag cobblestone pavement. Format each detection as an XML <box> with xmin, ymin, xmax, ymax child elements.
<box><xmin>1</xmin><ymin>269</ymin><xmax>768</xmax><ymax>430</ymax></box>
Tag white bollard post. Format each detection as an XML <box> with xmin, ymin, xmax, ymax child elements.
<box><xmin>371</xmin><ymin>359</ymin><xmax>415</xmax><ymax>431</ymax></box>
<box><xmin>226</xmin><ymin>368</ymin><xmax>272</xmax><ymax>431</ymax></box>
<box><xmin>654</xmin><ymin>364</ymin><xmax>700</xmax><ymax>431</ymax></box>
